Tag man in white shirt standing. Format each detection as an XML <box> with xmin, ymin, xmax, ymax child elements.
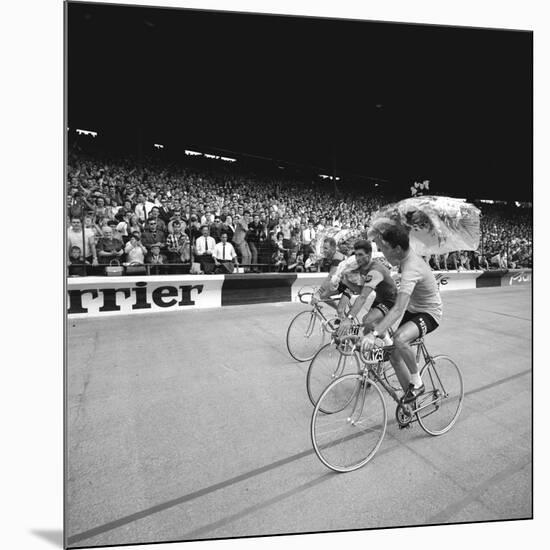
<box><xmin>213</xmin><ymin>232</ymin><xmax>239</xmax><ymax>274</ymax></box>
<box><xmin>302</xmin><ymin>219</ymin><xmax>316</xmax><ymax>253</ymax></box>
<box><xmin>134</xmin><ymin>192</ymin><xmax>155</xmax><ymax>222</ymax></box>
<box><xmin>194</xmin><ymin>225</ymin><xmax>217</xmax><ymax>274</ymax></box>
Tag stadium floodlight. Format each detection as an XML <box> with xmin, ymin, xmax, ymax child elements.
<box><xmin>319</xmin><ymin>174</ymin><xmax>330</xmax><ymax>179</ymax></box>
<box><xmin>76</xmin><ymin>128</ymin><xmax>98</xmax><ymax>137</ymax></box>
<box><xmin>515</xmin><ymin>201</ymin><xmax>521</xmax><ymax>207</ymax></box>
<box><xmin>220</xmin><ymin>156</ymin><xmax>237</xmax><ymax>163</ymax></box>
<box><xmin>204</xmin><ymin>154</ymin><xmax>220</xmax><ymax>159</ymax></box>
<box><xmin>335</xmin><ymin>177</ymin><xmax>340</xmax><ymax>181</ymax></box>
<box><xmin>479</xmin><ymin>199</ymin><xmax>494</xmax><ymax>204</ymax></box>
<box><xmin>154</xmin><ymin>143</ymin><xmax>164</xmax><ymax>149</ymax></box>
<box><xmin>185</xmin><ymin>149</ymin><xmax>203</xmax><ymax>156</ymax></box>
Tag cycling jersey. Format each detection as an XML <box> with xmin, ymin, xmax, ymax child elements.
<box><xmin>398</xmin><ymin>248</ymin><xmax>443</xmax><ymax>324</ymax></box>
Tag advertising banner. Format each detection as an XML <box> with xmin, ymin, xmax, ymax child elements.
<box><xmin>501</xmin><ymin>269</ymin><xmax>532</xmax><ymax>287</ymax></box>
<box><xmin>67</xmin><ymin>275</ymin><xmax>224</xmax><ymax>317</ymax></box>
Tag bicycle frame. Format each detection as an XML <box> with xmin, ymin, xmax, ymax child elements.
<box><xmin>347</xmin><ymin>337</ymin><xmax>439</xmax><ymax>419</ymax></box>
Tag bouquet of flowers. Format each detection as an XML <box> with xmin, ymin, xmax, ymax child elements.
<box><xmin>367</xmin><ymin>195</ymin><xmax>481</xmax><ymax>255</ymax></box>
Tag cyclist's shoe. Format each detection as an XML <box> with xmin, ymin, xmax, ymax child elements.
<box><xmin>402</xmin><ymin>383</ymin><xmax>425</xmax><ymax>403</ymax></box>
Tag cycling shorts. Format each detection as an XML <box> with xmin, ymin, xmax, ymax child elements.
<box><xmin>399</xmin><ymin>310</ymin><xmax>439</xmax><ymax>337</ymax></box>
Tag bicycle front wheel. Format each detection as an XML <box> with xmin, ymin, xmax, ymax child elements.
<box><xmin>311</xmin><ymin>374</ymin><xmax>387</xmax><ymax>473</ymax></box>
<box><xmin>286</xmin><ymin>310</ymin><xmax>327</xmax><ymax>362</ymax></box>
<box><xmin>417</xmin><ymin>355</ymin><xmax>464</xmax><ymax>436</ymax></box>
<box><xmin>306</xmin><ymin>343</ymin><xmax>361</xmax><ymax>410</ymax></box>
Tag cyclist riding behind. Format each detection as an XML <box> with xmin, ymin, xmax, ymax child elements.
<box><xmin>310</xmin><ymin>237</ymin><xmax>345</xmax><ymax>312</ymax></box>
<box><xmin>364</xmin><ymin>225</ymin><xmax>443</xmax><ymax>403</ymax></box>
<box><xmin>312</xmin><ymin>239</ymin><xmax>397</xmax><ymax>339</ymax></box>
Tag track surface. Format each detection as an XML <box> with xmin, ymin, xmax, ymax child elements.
<box><xmin>66</xmin><ymin>285</ymin><xmax>532</xmax><ymax>548</ymax></box>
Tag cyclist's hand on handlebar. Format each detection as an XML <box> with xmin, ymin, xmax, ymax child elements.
<box><xmin>361</xmin><ymin>332</ymin><xmax>376</xmax><ymax>350</ymax></box>
<box><xmin>337</xmin><ymin>318</ymin><xmax>352</xmax><ymax>337</ymax></box>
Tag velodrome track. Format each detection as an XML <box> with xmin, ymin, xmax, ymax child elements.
<box><xmin>66</xmin><ymin>284</ymin><xmax>532</xmax><ymax>548</ymax></box>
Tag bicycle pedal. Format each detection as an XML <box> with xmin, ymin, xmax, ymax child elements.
<box><xmin>398</xmin><ymin>423</ymin><xmax>412</xmax><ymax>430</ymax></box>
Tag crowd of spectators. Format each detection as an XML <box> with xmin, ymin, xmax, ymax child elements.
<box><xmin>66</xmin><ymin>148</ymin><xmax>532</xmax><ymax>276</ymax></box>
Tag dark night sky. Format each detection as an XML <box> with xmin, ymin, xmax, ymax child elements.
<box><xmin>67</xmin><ymin>1</ymin><xmax>533</xmax><ymax>200</ymax></box>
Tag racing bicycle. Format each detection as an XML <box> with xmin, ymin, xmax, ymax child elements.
<box><xmin>310</xmin><ymin>333</ymin><xmax>464</xmax><ymax>472</ymax></box>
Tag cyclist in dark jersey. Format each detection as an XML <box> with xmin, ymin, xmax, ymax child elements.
<box><xmin>314</xmin><ymin>239</ymin><xmax>397</xmax><ymax>337</ymax></box>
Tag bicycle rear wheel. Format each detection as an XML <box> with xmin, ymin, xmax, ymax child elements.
<box><xmin>416</xmin><ymin>355</ymin><xmax>464</xmax><ymax>435</ymax></box>
<box><xmin>286</xmin><ymin>310</ymin><xmax>327</xmax><ymax>362</ymax></box>
<box><xmin>311</xmin><ymin>374</ymin><xmax>387</xmax><ymax>473</ymax></box>
<box><xmin>306</xmin><ymin>343</ymin><xmax>361</xmax><ymax>410</ymax></box>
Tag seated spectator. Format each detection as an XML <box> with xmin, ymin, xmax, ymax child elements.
<box><xmin>124</xmin><ymin>232</ymin><xmax>148</xmax><ymax>264</ymax></box>
<box><xmin>141</xmin><ymin>218</ymin><xmax>167</xmax><ymax>252</ymax></box>
<box><xmin>194</xmin><ymin>225</ymin><xmax>216</xmax><ymax>274</ymax></box>
<box><xmin>166</xmin><ymin>220</ymin><xmax>191</xmax><ymax>263</ymax></box>
<box><xmin>213</xmin><ymin>232</ymin><xmax>239</xmax><ymax>274</ymax></box>
<box><xmin>145</xmin><ymin>243</ymin><xmax>168</xmax><ymax>265</ymax></box>
<box><xmin>68</xmin><ymin>245</ymin><xmax>88</xmax><ymax>277</ymax></box>
<box><xmin>96</xmin><ymin>225</ymin><xmax>124</xmax><ymax>265</ymax></box>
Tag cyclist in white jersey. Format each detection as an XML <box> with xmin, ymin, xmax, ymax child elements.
<box><xmin>365</xmin><ymin>224</ymin><xmax>443</xmax><ymax>403</ymax></box>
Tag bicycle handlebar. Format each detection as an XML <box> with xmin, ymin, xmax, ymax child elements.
<box><xmin>297</xmin><ymin>291</ymin><xmax>338</xmax><ymax>305</ymax></box>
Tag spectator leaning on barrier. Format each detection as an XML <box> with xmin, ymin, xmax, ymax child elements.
<box><xmin>68</xmin><ymin>217</ymin><xmax>98</xmax><ymax>265</ymax></box>
<box><xmin>213</xmin><ymin>231</ymin><xmax>239</xmax><ymax>274</ymax></box>
<box><xmin>96</xmin><ymin>225</ymin><xmax>124</xmax><ymax>265</ymax></box>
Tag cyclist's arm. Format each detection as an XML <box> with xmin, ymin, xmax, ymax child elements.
<box><xmin>372</xmin><ymin>291</ymin><xmax>411</xmax><ymax>335</ymax></box>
